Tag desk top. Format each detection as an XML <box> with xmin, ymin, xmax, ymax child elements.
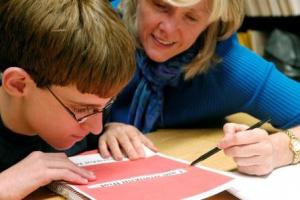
<box><xmin>26</xmin><ymin>113</ymin><xmax>268</xmax><ymax>200</ymax></box>
<box><xmin>25</xmin><ymin>128</ymin><xmax>238</xmax><ymax>200</ymax></box>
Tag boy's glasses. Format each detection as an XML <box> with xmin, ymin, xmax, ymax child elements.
<box><xmin>47</xmin><ymin>87</ymin><xmax>114</xmax><ymax>124</ymax></box>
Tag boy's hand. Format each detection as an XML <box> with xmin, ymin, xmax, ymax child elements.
<box><xmin>99</xmin><ymin>122</ymin><xmax>158</xmax><ymax>161</ymax></box>
<box><xmin>218</xmin><ymin>123</ymin><xmax>275</xmax><ymax>176</ymax></box>
<box><xmin>0</xmin><ymin>151</ymin><xmax>96</xmax><ymax>200</ymax></box>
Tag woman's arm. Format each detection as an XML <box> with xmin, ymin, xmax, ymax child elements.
<box><xmin>219</xmin><ymin>123</ymin><xmax>299</xmax><ymax>175</ymax></box>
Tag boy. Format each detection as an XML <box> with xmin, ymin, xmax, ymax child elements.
<box><xmin>0</xmin><ymin>0</ymin><xmax>135</xmax><ymax>199</ymax></box>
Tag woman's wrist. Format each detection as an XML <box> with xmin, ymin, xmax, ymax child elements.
<box><xmin>270</xmin><ymin>131</ymin><xmax>294</xmax><ymax>168</ymax></box>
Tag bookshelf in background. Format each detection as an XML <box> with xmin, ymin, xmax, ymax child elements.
<box><xmin>237</xmin><ymin>30</ymin><xmax>267</xmax><ymax>56</ymax></box>
<box><xmin>239</xmin><ymin>16</ymin><xmax>300</xmax><ymax>34</ymax></box>
<box><xmin>237</xmin><ymin>16</ymin><xmax>300</xmax><ymax>54</ymax></box>
<box><xmin>238</xmin><ymin>0</ymin><xmax>300</xmax><ymax>81</ymax></box>
<box><xmin>244</xmin><ymin>0</ymin><xmax>300</xmax><ymax>17</ymax></box>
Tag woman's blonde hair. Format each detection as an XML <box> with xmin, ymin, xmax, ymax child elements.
<box><xmin>122</xmin><ymin>0</ymin><xmax>245</xmax><ymax>79</ymax></box>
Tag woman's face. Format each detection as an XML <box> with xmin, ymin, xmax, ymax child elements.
<box><xmin>137</xmin><ymin>0</ymin><xmax>211</xmax><ymax>62</ymax></box>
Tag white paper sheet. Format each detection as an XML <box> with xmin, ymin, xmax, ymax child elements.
<box><xmin>227</xmin><ymin>164</ymin><xmax>300</xmax><ymax>200</ymax></box>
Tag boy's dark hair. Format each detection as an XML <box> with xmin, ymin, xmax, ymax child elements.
<box><xmin>0</xmin><ymin>0</ymin><xmax>135</xmax><ymax>97</ymax></box>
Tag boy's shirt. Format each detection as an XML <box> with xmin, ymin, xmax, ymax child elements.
<box><xmin>0</xmin><ymin>117</ymin><xmax>90</xmax><ymax>172</ymax></box>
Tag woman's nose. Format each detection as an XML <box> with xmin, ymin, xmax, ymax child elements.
<box><xmin>158</xmin><ymin>11</ymin><xmax>182</xmax><ymax>34</ymax></box>
<box><xmin>158</xmin><ymin>18</ymin><xmax>179</xmax><ymax>34</ymax></box>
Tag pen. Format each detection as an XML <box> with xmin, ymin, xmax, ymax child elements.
<box><xmin>190</xmin><ymin>118</ymin><xmax>271</xmax><ymax>166</ymax></box>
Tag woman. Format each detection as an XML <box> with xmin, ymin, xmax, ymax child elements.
<box><xmin>100</xmin><ymin>0</ymin><xmax>300</xmax><ymax>176</ymax></box>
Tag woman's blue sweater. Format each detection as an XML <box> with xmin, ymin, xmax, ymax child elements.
<box><xmin>109</xmin><ymin>34</ymin><xmax>300</xmax><ymax>130</ymax></box>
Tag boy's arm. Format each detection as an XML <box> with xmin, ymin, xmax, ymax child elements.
<box><xmin>0</xmin><ymin>151</ymin><xmax>96</xmax><ymax>200</ymax></box>
<box><xmin>98</xmin><ymin>122</ymin><xmax>158</xmax><ymax>160</ymax></box>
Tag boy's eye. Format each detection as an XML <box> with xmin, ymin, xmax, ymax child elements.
<box><xmin>73</xmin><ymin>107</ymin><xmax>88</xmax><ymax>114</ymax></box>
<box><xmin>72</xmin><ymin>106</ymin><xmax>94</xmax><ymax>114</ymax></box>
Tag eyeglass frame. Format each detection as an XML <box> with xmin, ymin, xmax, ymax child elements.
<box><xmin>46</xmin><ymin>86</ymin><xmax>114</xmax><ymax>123</ymax></box>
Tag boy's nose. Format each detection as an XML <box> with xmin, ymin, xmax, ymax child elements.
<box><xmin>81</xmin><ymin>113</ymin><xmax>103</xmax><ymax>135</ymax></box>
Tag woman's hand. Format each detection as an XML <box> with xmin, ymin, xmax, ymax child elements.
<box><xmin>218</xmin><ymin>123</ymin><xmax>278</xmax><ymax>176</ymax></box>
<box><xmin>0</xmin><ymin>151</ymin><xmax>96</xmax><ymax>200</ymax></box>
<box><xmin>98</xmin><ymin>122</ymin><xmax>158</xmax><ymax>161</ymax></box>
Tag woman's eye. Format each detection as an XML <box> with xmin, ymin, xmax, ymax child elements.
<box><xmin>155</xmin><ymin>3</ymin><xmax>165</xmax><ymax>8</ymax></box>
<box><xmin>186</xmin><ymin>15</ymin><xmax>198</xmax><ymax>22</ymax></box>
<box><xmin>153</xmin><ymin>0</ymin><xmax>167</xmax><ymax>10</ymax></box>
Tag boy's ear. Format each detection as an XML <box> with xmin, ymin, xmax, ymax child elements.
<box><xmin>1</xmin><ymin>67</ymin><xmax>35</xmax><ymax>97</ymax></box>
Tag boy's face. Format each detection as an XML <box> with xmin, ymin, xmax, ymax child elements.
<box><xmin>25</xmin><ymin>85</ymin><xmax>112</xmax><ymax>150</ymax></box>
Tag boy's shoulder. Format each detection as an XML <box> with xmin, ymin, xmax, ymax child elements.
<box><xmin>0</xmin><ymin>117</ymin><xmax>89</xmax><ymax>172</ymax></box>
<box><xmin>0</xmin><ymin>117</ymin><xmax>45</xmax><ymax>171</ymax></box>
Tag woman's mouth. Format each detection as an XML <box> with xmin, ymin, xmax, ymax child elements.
<box><xmin>152</xmin><ymin>34</ymin><xmax>175</xmax><ymax>46</ymax></box>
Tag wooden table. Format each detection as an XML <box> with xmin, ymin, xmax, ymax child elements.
<box><xmin>25</xmin><ymin>113</ymin><xmax>274</xmax><ymax>200</ymax></box>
